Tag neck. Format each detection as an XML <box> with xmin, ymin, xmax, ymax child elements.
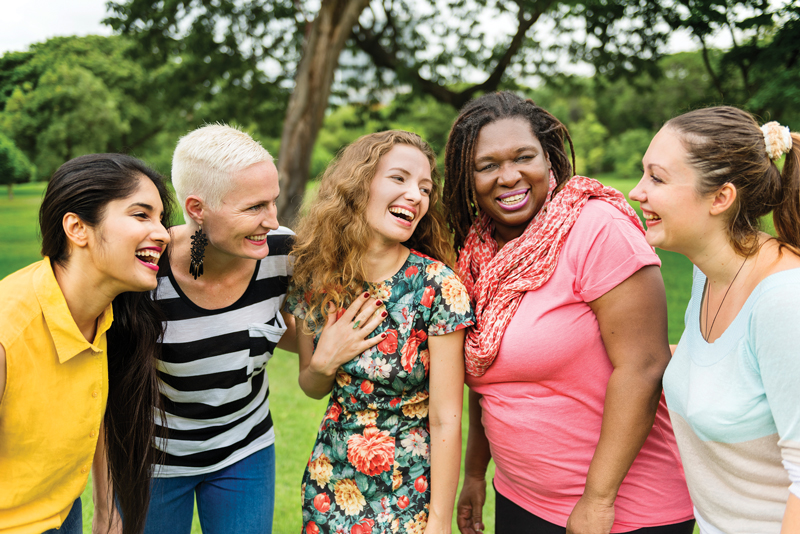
<box><xmin>690</xmin><ymin>232</ymin><xmax>756</xmax><ymax>287</ymax></box>
<box><xmin>364</xmin><ymin>241</ymin><xmax>409</xmax><ymax>283</ymax></box>
<box><xmin>52</xmin><ymin>258</ymin><xmax>115</xmax><ymax>343</ymax></box>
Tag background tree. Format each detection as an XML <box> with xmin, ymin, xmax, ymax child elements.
<box><xmin>0</xmin><ymin>131</ymin><xmax>35</xmax><ymax>200</ymax></box>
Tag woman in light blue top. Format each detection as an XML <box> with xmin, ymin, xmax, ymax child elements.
<box><xmin>630</xmin><ymin>106</ymin><xmax>800</xmax><ymax>534</ymax></box>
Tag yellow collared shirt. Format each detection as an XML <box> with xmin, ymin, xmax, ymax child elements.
<box><xmin>0</xmin><ymin>258</ymin><xmax>112</xmax><ymax>534</ymax></box>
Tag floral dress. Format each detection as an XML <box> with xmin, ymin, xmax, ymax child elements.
<box><xmin>285</xmin><ymin>250</ymin><xmax>474</xmax><ymax>534</ymax></box>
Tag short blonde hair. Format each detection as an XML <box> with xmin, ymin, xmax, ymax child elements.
<box><xmin>172</xmin><ymin>124</ymin><xmax>273</xmax><ymax>223</ymax></box>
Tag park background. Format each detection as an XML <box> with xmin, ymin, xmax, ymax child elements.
<box><xmin>1</xmin><ymin>0</ymin><xmax>799</xmax><ymax>532</ymax></box>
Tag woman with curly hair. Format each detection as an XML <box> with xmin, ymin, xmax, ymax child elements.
<box><xmin>286</xmin><ymin>130</ymin><xmax>474</xmax><ymax>534</ymax></box>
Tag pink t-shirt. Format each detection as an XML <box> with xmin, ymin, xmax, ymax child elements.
<box><xmin>466</xmin><ymin>200</ymin><xmax>693</xmax><ymax>531</ymax></box>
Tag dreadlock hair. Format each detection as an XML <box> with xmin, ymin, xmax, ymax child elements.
<box><xmin>291</xmin><ymin>130</ymin><xmax>455</xmax><ymax>333</ymax></box>
<box><xmin>443</xmin><ymin>91</ymin><xmax>576</xmax><ymax>251</ymax></box>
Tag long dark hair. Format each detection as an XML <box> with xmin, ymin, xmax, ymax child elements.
<box><xmin>666</xmin><ymin>106</ymin><xmax>800</xmax><ymax>256</ymax></box>
<box><xmin>443</xmin><ymin>91</ymin><xmax>576</xmax><ymax>251</ymax></box>
<box><xmin>40</xmin><ymin>154</ymin><xmax>175</xmax><ymax>534</ymax></box>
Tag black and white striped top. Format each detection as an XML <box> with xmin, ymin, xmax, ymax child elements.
<box><xmin>152</xmin><ymin>227</ymin><xmax>293</xmax><ymax>477</ymax></box>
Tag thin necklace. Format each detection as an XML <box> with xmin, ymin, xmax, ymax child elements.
<box><xmin>703</xmin><ymin>255</ymin><xmax>748</xmax><ymax>341</ymax></box>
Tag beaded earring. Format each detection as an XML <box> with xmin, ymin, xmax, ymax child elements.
<box><xmin>189</xmin><ymin>226</ymin><xmax>208</xmax><ymax>279</ymax></box>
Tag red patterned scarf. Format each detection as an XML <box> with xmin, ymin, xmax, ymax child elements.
<box><xmin>457</xmin><ymin>172</ymin><xmax>644</xmax><ymax>377</ymax></box>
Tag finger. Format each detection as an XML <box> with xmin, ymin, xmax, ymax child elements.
<box><xmin>357</xmin><ymin>302</ymin><xmax>387</xmax><ymax>332</ymax></box>
<box><xmin>352</xmin><ymin>298</ymin><xmax>383</xmax><ymax>329</ymax></box>
<box><xmin>325</xmin><ymin>302</ymin><xmax>338</xmax><ymax>328</ymax></box>
<box><xmin>339</xmin><ymin>292</ymin><xmax>372</xmax><ymax>323</ymax></box>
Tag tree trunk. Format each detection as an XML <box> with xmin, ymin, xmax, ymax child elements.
<box><xmin>276</xmin><ymin>0</ymin><xmax>370</xmax><ymax>228</ymax></box>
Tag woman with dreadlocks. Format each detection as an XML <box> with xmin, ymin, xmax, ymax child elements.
<box><xmin>444</xmin><ymin>92</ymin><xmax>693</xmax><ymax>534</ymax></box>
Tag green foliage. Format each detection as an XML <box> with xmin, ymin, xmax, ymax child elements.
<box><xmin>0</xmin><ymin>131</ymin><xmax>35</xmax><ymax>191</ymax></box>
<box><xmin>605</xmin><ymin>129</ymin><xmax>654</xmax><ymax>179</ymax></box>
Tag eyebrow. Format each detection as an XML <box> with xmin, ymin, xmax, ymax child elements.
<box><xmin>646</xmin><ymin>163</ymin><xmax>670</xmax><ymax>175</ymax></box>
<box><xmin>129</xmin><ymin>202</ymin><xmax>155</xmax><ymax>211</ymax></box>
<box><xmin>475</xmin><ymin>146</ymin><xmax>538</xmax><ymax>162</ymax></box>
<box><xmin>386</xmin><ymin>167</ymin><xmax>412</xmax><ymax>175</ymax></box>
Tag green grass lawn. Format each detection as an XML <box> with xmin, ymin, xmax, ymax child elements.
<box><xmin>1</xmin><ymin>178</ymin><xmax>691</xmax><ymax>533</ymax></box>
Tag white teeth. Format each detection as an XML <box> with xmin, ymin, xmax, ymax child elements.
<box><xmin>135</xmin><ymin>250</ymin><xmax>161</xmax><ymax>263</ymax></box>
<box><xmin>499</xmin><ymin>193</ymin><xmax>525</xmax><ymax>205</ymax></box>
<box><xmin>644</xmin><ymin>213</ymin><xmax>661</xmax><ymax>221</ymax></box>
<box><xmin>246</xmin><ymin>234</ymin><xmax>267</xmax><ymax>241</ymax></box>
<box><xmin>389</xmin><ymin>207</ymin><xmax>414</xmax><ymax>221</ymax></box>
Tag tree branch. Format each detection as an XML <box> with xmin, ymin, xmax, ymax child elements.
<box><xmin>353</xmin><ymin>0</ymin><xmax>554</xmax><ymax>109</ymax></box>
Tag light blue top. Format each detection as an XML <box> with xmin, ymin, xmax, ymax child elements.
<box><xmin>664</xmin><ymin>265</ymin><xmax>800</xmax><ymax>533</ymax></box>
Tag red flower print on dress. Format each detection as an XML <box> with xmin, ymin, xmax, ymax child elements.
<box><xmin>419</xmin><ymin>349</ymin><xmax>430</xmax><ymax>374</ymax></box>
<box><xmin>346</xmin><ymin>426</ymin><xmax>394</xmax><ymax>476</ymax></box>
<box><xmin>360</xmin><ymin>380</ymin><xmax>374</xmax><ymax>394</ymax></box>
<box><xmin>405</xmin><ymin>265</ymin><xmax>419</xmax><ymax>277</ymax></box>
<box><xmin>401</xmin><ymin>329</ymin><xmax>428</xmax><ymax>372</ymax></box>
<box><xmin>324</xmin><ymin>402</ymin><xmax>342</xmax><ymax>423</ymax></box>
<box><xmin>377</xmin><ymin>329</ymin><xmax>398</xmax><ymax>354</ymax></box>
<box><xmin>306</xmin><ymin>521</ymin><xmax>320</xmax><ymax>534</ymax></box>
<box><xmin>350</xmin><ymin>518</ymin><xmax>375</xmax><ymax>534</ymax></box>
<box><xmin>420</xmin><ymin>286</ymin><xmax>435</xmax><ymax>308</ymax></box>
<box><xmin>414</xmin><ymin>475</ymin><xmax>428</xmax><ymax>493</ymax></box>
<box><xmin>389</xmin><ymin>397</ymin><xmax>401</xmax><ymax>408</ymax></box>
<box><xmin>397</xmin><ymin>495</ymin><xmax>410</xmax><ymax>509</ymax></box>
<box><xmin>313</xmin><ymin>493</ymin><xmax>331</xmax><ymax>513</ymax></box>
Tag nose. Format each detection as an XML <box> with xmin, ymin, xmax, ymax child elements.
<box><xmin>497</xmin><ymin>162</ymin><xmax>521</xmax><ymax>187</ymax></box>
<box><xmin>261</xmin><ymin>203</ymin><xmax>279</xmax><ymax>231</ymax></box>
<box><xmin>403</xmin><ymin>183</ymin><xmax>423</xmax><ymax>204</ymax></box>
<box><xmin>153</xmin><ymin>220</ymin><xmax>171</xmax><ymax>246</ymax></box>
<box><xmin>629</xmin><ymin>176</ymin><xmax>646</xmax><ymax>203</ymax></box>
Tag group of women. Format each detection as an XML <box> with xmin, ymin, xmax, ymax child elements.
<box><xmin>0</xmin><ymin>91</ymin><xmax>798</xmax><ymax>534</ymax></box>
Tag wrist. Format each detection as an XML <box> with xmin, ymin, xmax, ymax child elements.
<box><xmin>581</xmin><ymin>485</ymin><xmax>617</xmax><ymax>507</ymax></box>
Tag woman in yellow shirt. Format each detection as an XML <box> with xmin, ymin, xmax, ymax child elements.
<box><xmin>0</xmin><ymin>154</ymin><xmax>173</xmax><ymax>534</ymax></box>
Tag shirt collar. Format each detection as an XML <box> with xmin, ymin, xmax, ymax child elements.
<box><xmin>33</xmin><ymin>258</ymin><xmax>115</xmax><ymax>363</ymax></box>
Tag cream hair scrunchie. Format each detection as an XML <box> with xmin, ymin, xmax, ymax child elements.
<box><xmin>761</xmin><ymin>121</ymin><xmax>792</xmax><ymax>160</ymax></box>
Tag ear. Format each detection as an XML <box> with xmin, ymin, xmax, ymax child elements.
<box><xmin>184</xmin><ymin>195</ymin><xmax>205</xmax><ymax>225</ymax></box>
<box><xmin>62</xmin><ymin>213</ymin><xmax>90</xmax><ymax>249</ymax></box>
<box><xmin>709</xmin><ymin>182</ymin><xmax>737</xmax><ymax>216</ymax></box>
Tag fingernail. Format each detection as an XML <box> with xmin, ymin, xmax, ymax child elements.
<box><xmin>381</xmin><ymin>333</ymin><xmax>387</xmax><ymax>338</ymax></box>
<box><xmin>381</xmin><ymin>311</ymin><xmax>387</xmax><ymax>317</ymax></box>
<box><xmin>363</xmin><ymin>291</ymin><xmax>370</xmax><ymax>298</ymax></box>
<box><xmin>375</xmin><ymin>300</ymin><xmax>383</xmax><ymax>306</ymax></box>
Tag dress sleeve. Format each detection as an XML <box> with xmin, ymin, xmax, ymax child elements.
<box><xmin>570</xmin><ymin>201</ymin><xmax>661</xmax><ymax>303</ymax></box>
<box><xmin>283</xmin><ymin>283</ymin><xmax>308</xmax><ymax>321</ymax></box>
<box><xmin>749</xmin><ymin>280</ymin><xmax>800</xmax><ymax>498</ymax></box>
<box><xmin>424</xmin><ymin>264</ymin><xmax>475</xmax><ymax>337</ymax></box>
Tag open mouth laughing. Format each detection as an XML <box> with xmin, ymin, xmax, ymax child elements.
<box><xmin>135</xmin><ymin>247</ymin><xmax>161</xmax><ymax>271</ymax></box>
<box><xmin>389</xmin><ymin>206</ymin><xmax>415</xmax><ymax>223</ymax></box>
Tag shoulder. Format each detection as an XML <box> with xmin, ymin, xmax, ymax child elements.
<box><xmin>0</xmin><ymin>261</ymin><xmax>46</xmax><ymax>344</ymax></box>
<box><xmin>408</xmin><ymin>250</ymin><xmax>458</xmax><ymax>282</ymax></box>
<box><xmin>568</xmin><ymin>199</ymin><xmax>652</xmax><ymax>255</ymax></box>
<box><xmin>267</xmin><ymin>226</ymin><xmax>295</xmax><ymax>257</ymax></box>
<box><xmin>749</xmin><ymin>268</ymin><xmax>800</xmax><ymax>319</ymax></box>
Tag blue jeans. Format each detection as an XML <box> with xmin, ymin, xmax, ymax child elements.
<box><xmin>144</xmin><ymin>445</ymin><xmax>275</xmax><ymax>534</ymax></box>
<box><xmin>42</xmin><ymin>497</ymin><xmax>82</xmax><ymax>534</ymax></box>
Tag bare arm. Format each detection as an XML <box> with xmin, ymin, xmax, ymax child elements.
<box><xmin>92</xmin><ymin>423</ymin><xmax>122</xmax><ymax>534</ymax></box>
<box><xmin>276</xmin><ymin>310</ymin><xmax>298</xmax><ymax>353</ymax></box>
<box><xmin>424</xmin><ymin>329</ymin><xmax>466</xmax><ymax>534</ymax></box>
<box><xmin>782</xmin><ymin>493</ymin><xmax>800</xmax><ymax>533</ymax></box>
<box><xmin>298</xmin><ymin>293</ymin><xmax>387</xmax><ymax>399</ymax></box>
<box><xmin>567</xmin><ymin>266</ymin><xmax>671</xmax><ymax>534</ymax></box>
<box><xmin>456</xmin><ymin>389</ymin><xmax>492</xmax><ymax>534</ymax></box>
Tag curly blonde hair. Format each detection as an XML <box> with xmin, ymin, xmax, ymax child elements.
<box><xmin>291</xmin><ymin>130</ymin><xmax>455</xmax><ymax>332</ymax></box>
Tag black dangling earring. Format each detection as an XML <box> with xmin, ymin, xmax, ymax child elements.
<box><xmin>189</xmin><ymin>226</ymin><xmax>208</xmax><ymax>279</ymax></box>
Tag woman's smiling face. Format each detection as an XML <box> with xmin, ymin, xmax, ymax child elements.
<box><xmin>472</xmin><ymin>118</ymin><xmax>551</xmax><ymax>245</ymax></box>
<box><xmin>365</xmin><ymin>144</ymin><xmax>432</xmax><ymax>247</ymax></box>
<box><xmin>629</xmin><ymin>127</ymin><xmax>714</xmax><ymax>255</ymax></box>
